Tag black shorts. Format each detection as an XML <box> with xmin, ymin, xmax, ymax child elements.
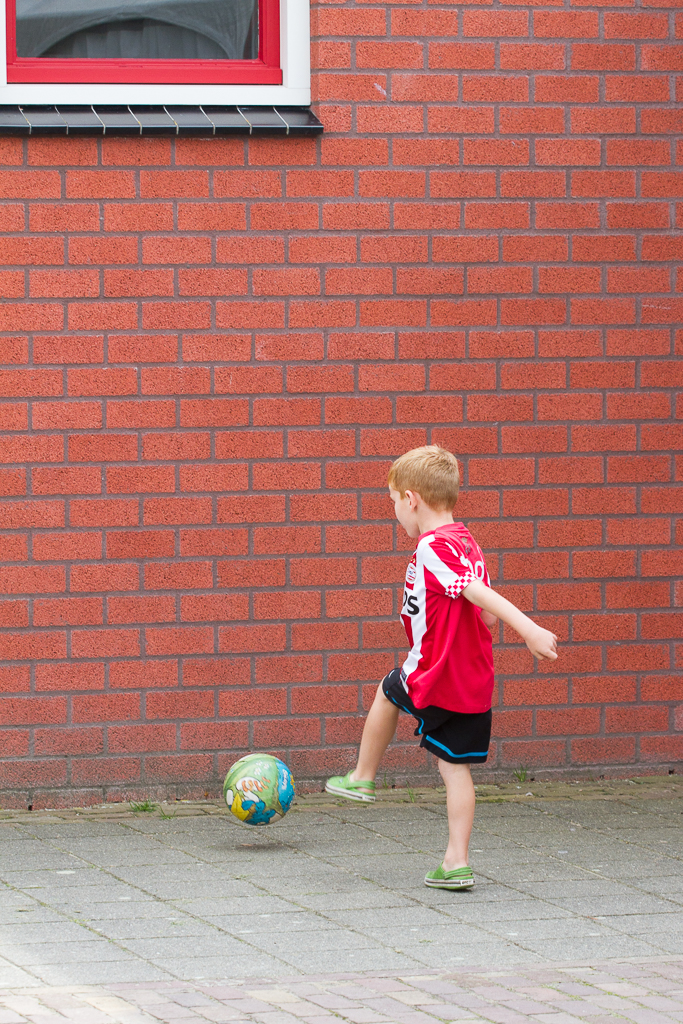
<box><xmin>382</xmin><ymin>668</ymin><xmax>491</xmax><ymax>765</ymax></box>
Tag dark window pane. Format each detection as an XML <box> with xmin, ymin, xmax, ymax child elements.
<box><xmin>16</xmin><ymin>0</ymin><xmax>258</xmax><ymax>60</ymax></box>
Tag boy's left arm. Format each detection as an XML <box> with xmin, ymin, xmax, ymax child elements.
<box><xmin>461</xmin><ymin>579</ymin><xmax>558</xmax><ymax>661</ymax></box>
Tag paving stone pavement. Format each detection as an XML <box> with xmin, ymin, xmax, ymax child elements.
<box><xmin>0</xmin><ymin>778</ymin><xmax>682</xmax><ymax>1020</ymax></box>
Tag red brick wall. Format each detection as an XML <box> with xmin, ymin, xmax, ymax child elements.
<box><xmin>0</xmin><ymin>2</ymin><xmax>682</xmax><ymax>807</ymax></box>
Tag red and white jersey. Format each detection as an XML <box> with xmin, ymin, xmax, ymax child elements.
<box><xmin>400</xmin><ymin>522</ymin><xmax>494</xmax><ymax>713</ymax></box>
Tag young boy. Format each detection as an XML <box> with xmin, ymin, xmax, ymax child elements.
<box><xmin>326</xmin><ymin>445</ymin><xmax>558</xmax><ymax>890</ymax></box>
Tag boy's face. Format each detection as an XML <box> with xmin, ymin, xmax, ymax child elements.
<box><xmin>389</xmin><ymin>487</ymin><xmax>421</xmax><ymax>538</ymax></box>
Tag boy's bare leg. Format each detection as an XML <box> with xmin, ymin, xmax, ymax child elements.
<box><xmin>438</xmin><ymin>759</ymin><xmax>475</xmax><ymax>870</ymax></box>
<box><xmin>350</xmin><ymin>684</ymin><xmax>399</xmax><ymax>782</ymax></box>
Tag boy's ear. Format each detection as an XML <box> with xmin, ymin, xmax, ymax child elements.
<box><xmin>404</xmin><ymin>489</ymin><xmax>420</xmax><ymax>510</ymax></box>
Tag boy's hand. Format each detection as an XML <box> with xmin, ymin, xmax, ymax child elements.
<box><xmin>523</xmin><ymin>624</ymin><xmax>558</xmax><ymax>661</ymax></box>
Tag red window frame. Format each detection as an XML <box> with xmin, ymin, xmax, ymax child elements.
<box><xmin>6</xmin><ymin>0</ymin><xmax>281</xmax><ymax>83</ymax></box>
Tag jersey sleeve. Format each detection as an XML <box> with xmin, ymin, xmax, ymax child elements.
<box><xmin>421</xmin><ymin>536</ymin><xmax>476</xmax><ymax>599</ymax></box>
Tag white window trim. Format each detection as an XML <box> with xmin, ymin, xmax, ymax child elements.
<box><xmin>0</xmin><ymin>0</ymin><xmax>310</xmax><ymax>105</ymax></box>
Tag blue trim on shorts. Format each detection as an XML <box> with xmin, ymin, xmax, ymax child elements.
<box><xmin>424</xmin><ymin>734</ymin><xmax>488</xmax><ymax>759</ymax></box>
<box><xmin>384</xmin><ymin>688</ymin><xmax>426</xmax><ymax>735</ymax></box>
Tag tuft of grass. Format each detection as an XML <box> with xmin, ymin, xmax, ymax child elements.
<box><xmin>513</xmin><ymin>766</ymin><xmax>529</xmax><ymax>784</ymax></box>
<box><xmin>407</xmin><ymin>788</ymin><xmax>416</xmax><ymax>803</ymax></box>
<box><xmin>130</xmin><ymin>800</ymin><xmax>156</xmax><ymax>813</ymax></box>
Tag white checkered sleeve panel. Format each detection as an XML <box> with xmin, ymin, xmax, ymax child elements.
<box><xmin>444</xmin><ymin>572</ymin><xmax>475</xmax><ymax>598</ymax></box>
<box><xmin>422</xmin><ymin>541</ymin><xmax>475</xmax><ymax>599</ymax></box>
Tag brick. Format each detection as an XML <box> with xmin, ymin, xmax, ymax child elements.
<box><xmin>0</xmin><ymin>500</ymin><xmax>65</xmax><ymax>529</ymax></box>
<box><xmin>501</xmin><ymin>740</ymin><xmax>566</xmax><ymax>766</ymax></box>
<box><xmin>537</xmin><ymin>708</ymin><xmax>600</xmax><ymax>735</ymax></box>
<box><xmin>642</xmin><ymin>173</ymin><xmax>683</xmax><ymax>198</ymax></box>
<box><xmin>0</xmin><ymin>468</ymin><xmax>26</xmax><ymax>495</ymax></box>
<box><xmin>327</xmin><ymin>334</ymin><xmax>393</xmax><ymax>362</ymax></box>
<box><xmin>107</xmin><ymin>596</ymin><xmax>176</xmax><ymax>624</ymax></box>
<box><xmin>465</xmin><ymin>10</ymin><xmax>527</xmax><ymax>34</ymax></box>
<box><xmin>501</xmin><ymin>298</ymin><xmax>566</xmax><ymax>325</ymax></box>
<box><xmin>502</xmin><ymin>425</ymin><xmax>568</xmax><ymax>452</ymax></box>
<box><xmin>608</xmin><ymin>519</ymin><xmax>669</xmax><ymax>545</ymax></box>
<box><xmin>105</xmin><ymin>529</ymin><xmax>174</xmax><ymax>560</ymax></box>
<box><xmin>432</xmin><ymin>171</ymin><xmax>496</xmax><ymax>199</ymax></box>
<box><xmin>500</xmin><ymin>107</ymin><xmax>565</xmax><ymax>134</ymax></box>
<box><xmin>33</xmin><ymin>530</ymin><xmax>102</xmax><ymax>562</ymax></box>
<box><xmin>35</xmin><ymin>727</ymin><xmax>103</xmax><ymax>755</ymax></box>
<box><xmin>253</xmin><ymin>591</ymin><xmax>320</xmax><ymax>621</ymax></box>
<box><xmin>535</xmin><ymin>76</ymin><xmax>599</xmax><ymax>102</ymax></box>
<box><xmin>249</xmin><ymin>399</ymin><xmax>318</xmax><ymax>428</ymax></box>
<box><xmin>608</xmin><ymin>140</ymin><xmax>671</xmax><ymax>167</ymax></box>
<box><xmin>469</xmin><ymin>267</ymin><xmax>533</xmax><ymax>294</ymax></box>
<box><xmin>536</xmin><ymin>140</ymin><xmax>601</xmax><ymax>166</ymax></box>
<box><xmin>464</xmin><ymin>207</ymin><xmax>530</xmax><ymax>234</ymax></box>
<box><xmin>538</xmin><ymin>456</ymin><xmax>603</xmax><ymax>485</ymax></box>
<box><xmin>535</xmin><ymin>11</ymin><xmax>598</xmax><ymax>35</ymax></box>
<box><xmin>396</xmin><ymin>332</ymin><xmax>465</xmax><ymax>361</ymax></box>
<box><xmin>0</xmin><ymin>399</ymin><xmax>30</xmax><ymax>434</ymax></box>
<box><xmin>463</xmin><ymin>76</ymin><xmax>527</xmax><ymax>102</ymax></box>
<box><xmin>0</xmin><ymin>171</ymin><xmax>61</xmax><ymax>199</ymax></box>
<box><xmin>432</xmin><ymin>298</ymin><xmax>498</xmax><ymax>325</ymax></box>
<box><xmin>180</xmin><ymin>722</ymin><xmax>248</xmax><ymax>750</ymax></box>
<box><xmin>181</xmin><ymin>329</ymin><xmax>250</xmax><ymax>362</ymax></box>
<box><xmin>640</xmin><ymin>736</ymin><xmax>683</xmax><ymax>763</ymax></box>
<box><xmin>469</xmin><ymin>458</ymin><xmax>534</xmax><ymax>487</ymax></box>
<box><xmin>70</xmin><ymin>563</ymin><xmax>139</xmax><ymax>592</ymax></box>
<box><xmin>122</xmin><ymin>333</ymin><xmax>187</xmax><ymax>370</ymax></box>
<box><xmin>606</xmin><ymin>582</ymin><xmax>670</xmax><ymax>609</ymax></box>
<box><xmin>501</xmin><ymin>44</ymin><xmax>565</xmax><ymax>70</ymax></box>
<box><xmin>71</xmin><ymin>693</ymin><xmax>140</xmax><ymax>723</ymax></box>
<box><xmin>501</xmin><ymin>172</ymin><xmax>565</xmax><ymax>199</ymax></box>
<box><xmin>30</xmin><ymin>204</ymin><xmax>98</xmax><ymax>232</ymax></box>
<box><xmin>0</xmin><ymin>600</ymin><xmax>28</xmax><ymax>627</ymax></box>
<box><xmin>571</xmin><ymin>737</ymin><xmax>636</xmax><ymax>764</ymax></box>
<box><xmin>220</xmin><ymin>687</ymin><xmax>287</xmax><ymax>717</ymax></box>
<box><xmin>606</xmin><ymin>12</ymin><xmax>668</xmax><ymax>37</ymax></box>
<box><xmin>216</xmin><ymin>496</ymin><xmax>285</xmax><ymax>525</ymax></box>
<box><xmin>642</xmin><ymin>44</ymin><xmax>683</xmax><ymax>70</ymax></box>
<box><xmin>109</xmin><ymin>660</ymin><xmax>177</xmax><ymax>689</ymax></box>
<box><xmin>144</xmin><ymin>301</ymin><xmax>212</xmax><ymax>331</ymax></box>
<box><xmin>428</xmin><ymin>108</ymin><xmax>495</xmax><ymax>136</ymax></box>
<box><xmin>571</xmin><ymin>43</ymin><xmax>635</xmax><ymax>70</ymax></box>
<box><xmin>32</xmin><ymin>466</ymin><xmax>102</xmax><ymax>496</ymax></box>
<box><xmin>503</xmin><ymin>489</ymin><xmax>569</xmax><ymax>516</ymax></box>
<box><xmin>142</xmin><ymin>432</ymin><xmax>210</xmax><ymax>462</ymax></box>
<box><xmin>289</xmin><ymin>366</ymin><xmax>355</xmax><ymax>394</ymax></box>
<box><xmin>641</xmin><ymin>675</ymin><xmax>681</xmax><ymax>702</ymax></box>
<box><xmin>0</xmin><ymin>369</ymin><xmax>62</xmax><ymax>398</ymax></box>
<box><xmin>256</xmin><ymin>333</ymin><xmax>324</xmax><ymax>361</ymax></box>
<box><xmin>608</xmin><ymin>454</ymin><xmax>670</xmax><ymax>482</ymax></box>
<box><xmin>177</xmin><ymin>399</ymin><xmax>248</xmax><ymax>429</ymax></box>
<box><xmin>289</xmin><ymin>301</ymin><xmax>355</xmax><ymax>329</ymax></box>
<box><xmin>30</xmin><ymin>269</ymin><xmax>99</xmax><ymax>299</ymax></box>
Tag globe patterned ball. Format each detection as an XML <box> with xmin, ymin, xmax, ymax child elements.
<box><xmin>223</xmin><ymin>753</ymin><xmax>295</xmax><ymax>826</ymax></box>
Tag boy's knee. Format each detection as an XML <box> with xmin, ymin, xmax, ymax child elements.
<box><xmin>438</xmin><ymin>758</ymin><xmax>471</xmax><ymax>777</ymax></box>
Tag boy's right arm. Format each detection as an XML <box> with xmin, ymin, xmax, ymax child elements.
<box><xmin>462</xmin><ymin>580</ymin><xmax>558</xmax><ymax>661</ymax></box>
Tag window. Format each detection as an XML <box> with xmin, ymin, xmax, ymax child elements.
<box><xmin>0</xmin><ymin>0</ymin><xmax>310</xmax><ymax>104</ymax></box>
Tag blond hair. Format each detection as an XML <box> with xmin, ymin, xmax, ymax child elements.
<box><xmin>387</xmin><ymin>445</ymin><xmax>460</xmax><ymax>511</ymax></box>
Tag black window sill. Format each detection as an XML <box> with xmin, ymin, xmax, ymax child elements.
<box><xmin>0</xmin><ymin>105</ymin><xmax>323</xmax><ymax>136</ymax></box>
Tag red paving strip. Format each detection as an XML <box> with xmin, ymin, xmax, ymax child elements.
<box><xmin>2</xmin><ymin>959</ymin><xmax>683</xmax><ymax>1024</ymax></box>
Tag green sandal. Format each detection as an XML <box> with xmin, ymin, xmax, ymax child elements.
<box><xmin>325</xmin><ymin>771</ymin><xmax>376</xmax><ymax>803</ymax></box>
<box><xmin>424</xmin><ymin>864</ymin><xmax>474</xmax><ymax>890</ymax></box>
